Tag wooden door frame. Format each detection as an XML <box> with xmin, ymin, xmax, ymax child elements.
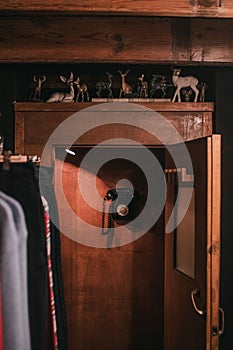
<box><xmin>206</xmin><ymin>135</ymin><xmax>221</xmax><ymax>349</ymax></box>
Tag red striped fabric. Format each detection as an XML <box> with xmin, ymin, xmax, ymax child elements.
<box><xmin>44</xmin><ymin>204</ymin><xmax>59</xmax><ymax>350</ymax></box>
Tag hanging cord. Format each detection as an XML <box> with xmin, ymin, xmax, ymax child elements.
<box><xmin>101</xmin><ymin>196</ymin><xmax>114</xmax><ymax>235</ymax></box>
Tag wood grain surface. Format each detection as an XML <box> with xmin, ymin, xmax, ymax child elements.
<box><xmin>0</xmin><ymin>16</ymin><xmax>232</xmax><ymax>63</ymax></box>
<box><xmin>54</xmin><ymin>154</ymin><xmax>165</xmax><ymax>349</ymax></box>
<box><xmin>14</xmin><ymin>102</ymin><xmax>213</xmax><ymax>165</ymax></box>
<box><xmin>0</xmin><ymin>0</ymin><xmax>232</xmax><ymax>17</ymax></box>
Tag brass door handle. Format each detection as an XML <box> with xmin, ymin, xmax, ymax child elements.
<box><xmin>219</xmin><ymin>307</ymin><xmax>225</xmax><ymax>335</ymax></box>
<box><xmin>191</xmin><ymin>288</ymin><xmax>205</xmax><ymax>316</ymax></box>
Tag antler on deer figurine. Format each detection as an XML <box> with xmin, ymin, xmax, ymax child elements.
<box><xmin>74</xmin><ymin>77</ymin><xmax>90</xmax><ymax>102</ymax></box>
<box><xmin>29</xmin><ymin>75</ymin><xmax>46</xmax><ymax>101</ymax></box>
<box><xmin>118</xmin><ymin>69</ymin><xmax>133</xmax><ymax>98</ymax></box>
<box><xmin>172</xmin><ymin>69</ymin><xmax>199</xmax><ymax>102</ymax></box>
<box><xmin>46</xmin><ymin>72</ymin><xmax>75</xmax><ymax>102</ymax></box>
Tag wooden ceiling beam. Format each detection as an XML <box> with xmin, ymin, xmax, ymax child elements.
<box><xmin>0</xmin><ymin>16</ymin><xmax>232</xmax><ymax>64</ymax></box>
<box><xmin>0</xmin><ymin>0</ymin><xmax>233</xmax><ymax>18</ymax></box>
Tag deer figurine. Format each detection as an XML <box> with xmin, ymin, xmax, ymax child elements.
<box><xmin>172</xmin><ymin>69</ymin><xmax>199</xmax><ymax>102</ymax></box>
<box><xmin>96</xmin><ymin>72</ymin><xmax>113</xmax><ymax>98</ymax></box>
<box><xmin>46</xmin><ymin>72</ymin><xmax>75</xmax><ymax>102</ymax></box>
<box><xmin>118</xmin><ymin>69</ymin><xmax>133</xmax><ymax>98</ymax></box>
<box><xmin>29</xmin><ymin>75</ymin><xmax>46</xmax><ymax>101</ymax></box>
<box><xmin>74</xmin><ymin>77</ymin><xmax>90</xmax><ymax>102</ymax></box>
<box><xmin>182</xmin><ymin>88</ymin><xmax>193</xmax><ymax>102</ymax></box>
<box><xmin>138</xmin><ymin>74</ymin><xmax>148</xmax><ymax>98</ymax></box>
<box><xmin>198</xmin><ymin>82</ymin><xmax>208</xmax><ymax>102</ymax></box>
<box><xmin>150</xmin><ymin>74</ymin><xmax>169</xmax><ymax>98</ymax></box>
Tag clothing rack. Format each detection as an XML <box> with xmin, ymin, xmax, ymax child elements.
<box><xmin>0</xmin><ymin>151</ymin><xmax>40</xmax><ymax>170</ymax></box>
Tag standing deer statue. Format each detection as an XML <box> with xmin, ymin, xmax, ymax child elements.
<box><xmin>150</xmin><ymin>74</ymin><xmax>169</xmax><ymax>98</ymax></box>
<box><xmin>29</xmin><ymin>75</ymin><xmax>46</xmax><ymax>101</ymax></box>
<box><xmin>172</xmin><ymin>69</ymin><xmax>199</xmax><ymax>102</ymax></box>
<box><xmin>74</xmin><ymin>77</ymin><xmax>90</xmax><ymax>102</ymax></box>
<box><xmin>138</xmin><ymin>74</ymin><xmax>148</xmax><ymax>98</ymax></box>
<box><xmin>198</xmin><ymin>82</ymin><xmax>208</xmax><ymax>102</ymax></box>
<box><xmin>95</xmin><ymin>72</ymin><xmax>113</xmax><ymax>98</ymax></box>
<box><xmin>46</xmin><ymin>72</ymin><xmax>75</xmax><ymax>102</ymax></box>
<box><xmin>118</xmin><ymin>69</ymin><xmax>133</xmax><ymax>98</ymax></box>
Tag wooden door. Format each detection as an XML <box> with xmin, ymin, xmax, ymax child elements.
<box><xmin>53</xmin><ymin>147</ymin><xmax>165</xmax><ymax>350</ymax></box>
<box><xmin>164</xmin><ymin>135</ymin><xmax>221</xmax><ymax>350</ymax></box>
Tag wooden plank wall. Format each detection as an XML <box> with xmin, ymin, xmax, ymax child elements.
<box><xmin>0</xmin><ymin>0</ymin><xmax>232</xmax><ymax>17</ymax></box>
<box><xmin>0</xmin><ymin>16</ymin><xmax>232</xmax><ymax>64</ymax></box>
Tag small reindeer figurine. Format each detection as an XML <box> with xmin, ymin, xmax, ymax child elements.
<box><xmin>29</xmin><ymin>75</ymin><xmax>46</xmax><ymax>101</ymax></box>
<box><xmin>182</xmin><ymin>88</ymin><xmax>193</xmax><ymax>102</ymax></box>
<box><xmin>96</xmin><ymin>72</ymin><xmax>113</xmax><ymax>98</ymax></box>
<box><xmin>74</xmin><ymin>77</ymin><xmax>90</xmax><ymax>102</ymax></box>
<box><xmin>172</xmin><ymin>68</ymin><xmax>199</xmax><ymax>102</ymax></box>
<box><xmin>46</xmin><ymin>72</ymin><xmax>75</xmax><ymax>102</ymax></box>
<box><xmin>198</xmin><ymin>82</ymin><xmax>208</xmax><ymax>102</ymax></box>
<box><xmin>150</xmin><ymin>74</ymin><xmax>169</xmax><ymax>98</ymax></box>
<box><xmin>138</xmin><ymin>74</ymin><xmax>148</xmax><ymax>98</ymax></box>
<box><xmin>118</xmin><ymin>69</ymin><xmax>133</xmax><ymax>98</ymax></box>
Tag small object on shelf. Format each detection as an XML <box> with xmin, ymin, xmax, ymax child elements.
<box><xmin>95</xmin><ymin>72</ymin><xmax>113</xmax><ymax>98</ymax></box>
<box><xmin>0</xmin><ymin>134</ymin><xmax>4</xmax><ymax>155</ymax></box>
<box><xmin>138</xmin><ymin>74</ymin><xmax>148</xmax><ymax>98</ymax></box>
<box><xmin>29</xmin><ymin>75</ymin><xmax>46</xmax><ymax>101</ymax></box>
<box><xmin>182</xmin><ymin>88</ymin><xmax>193</xmax><ymax>102</ymax></box>
<box><xmin>46</xmin><ymin>72</ymin><xmax>75</xmax><ymax>102</ymax></box>
<box><xmin>198</xmin><ymin>82</ymin><xmax>208</xmax><ymax>102</ymax></box>
<box><xmin>149</xmin><ymin>74</ymin><xmax>170</xmax><ymax>98</ymax></box>
<box><xmin>118</xmin><ymin>69</ymin><xmax>133</xmax><ymax>98</ymax></box>
<box><xmin>131</xmin><ymin>80</ymin><xmax>141</xmax><ymax>98</ymax></box>
<box><xmin>74</xmin><ymin>77</ymin><xmax>90</xmax><ymax>102</ymax></box>
<box><xmin>172</xmin><ymin>69</ymin><xmax>199</xmax><ymax>102</ymax></box>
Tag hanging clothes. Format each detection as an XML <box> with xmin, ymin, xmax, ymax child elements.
<box><xmin>0</xmin><ymin>192</ymin><xmax>31</xmax><ymax>342</ymax></box>
<box><xmin>0</xmin><ymin>162</ymin><xmax>48</xmax><ymax>350</ymax></box>
<box><xmin>0</xmin><ymin>193</ymin><xmax>30</xmax><ymax>350</ymax></box>
<box><xmin>0</xmin><ymin>283</ymin><xmax>2</xmax><ymax>350</ymax></box>
<box><xmin>0</xmin><ymin>161</ymin><xmax>68</xmax><ymax>350</ymax></box>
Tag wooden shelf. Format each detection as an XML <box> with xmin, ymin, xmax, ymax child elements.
<box><xmin>14</xmin><ymin>101</ymin><xmax>213</xmax><ymax>166</ymax></box>
<box><xmin>14</xmin><ymin>101</ymin><xmax>214</xmax><ymax>112</ymax></box>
